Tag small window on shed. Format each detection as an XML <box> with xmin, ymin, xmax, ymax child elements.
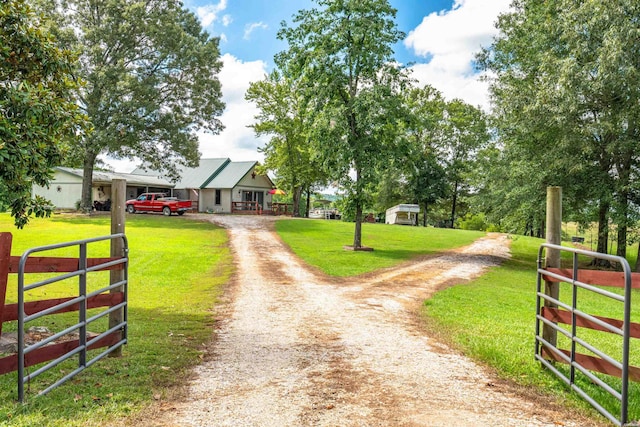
<box><xmin>215</xmin><ymin>189</ymin><xmax>221</xmax><ymax>205</ymax></box>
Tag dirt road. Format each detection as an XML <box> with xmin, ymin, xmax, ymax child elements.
<box><xmin>153</xmin><ymin>215</ymin><xmax>600</xmax><ymax>427</ymax></box>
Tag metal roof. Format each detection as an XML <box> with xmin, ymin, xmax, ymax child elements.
<box><xmin>57</xmin><ymin>167</ymin><xmax>174</xmax><ymax>187</ymax></box>
<box><xmin>131</xmin><ymin>158</ymin><xmax>229</xmax><ymax>189</ymax></box>
<box><xmin>202</xmin><ymin>161</ymin><xmax>258</xmax><ymax>189</ymax></box>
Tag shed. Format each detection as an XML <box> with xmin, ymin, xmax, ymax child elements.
<box><xmin>385</xmin><ymin>204</ymin><xmax>420</xmax><ymax>225</ymax></box>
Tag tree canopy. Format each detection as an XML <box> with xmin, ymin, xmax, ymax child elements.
<box><xmin>41</xmin><ymin>0</ymin><xmax>225</xmax><ymax>211</ymax></box>
<box><xmin>479</xmin><ymin>0</ymin><xmax>640</xmax><ymax>252</ymax></box>
<box><xmin>0</xmin><ymin>0</ymin><xmax>86</xmax><ymax>228</ymax></box>
<box><xmin>246</xmin><ymin>69</ymin><xmax>326</xmax><ymax>217</ymax></box>
<box><xmin>277</xmin><ymin>0</ymin><xmax>407</xmax><ymax>248</ymax></box>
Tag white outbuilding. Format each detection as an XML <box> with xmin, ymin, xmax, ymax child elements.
<box><xmin>385</xmin><ymin>204</ymin><xmax>420</xmax><ymax>225</ymax></box>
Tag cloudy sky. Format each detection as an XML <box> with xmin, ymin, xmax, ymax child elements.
<box><xmin>106</xmin><ymin>0</ymin><xmax>512</xmax><ymax>172</ymax></box>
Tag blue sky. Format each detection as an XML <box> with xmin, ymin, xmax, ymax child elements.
<box><xmin>193</xmin><ymin>0</ymin><xmax>451</xmax><ymax>66</ymax></box>
<box><xmin>107</xmin><ymin>0</ymin><xmax>512</xmax><ymax>172</ymax></box>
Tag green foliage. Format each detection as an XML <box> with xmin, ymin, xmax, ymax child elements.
<box><xmin>246</xmin><ymin>69</ymin><xmax>327</xmax><ymax>216</ymax></box>
<box><xmin>0</xmin><ymin>0</ymin><xmax>87</xmax><ymax>228</ymax></box>
<box><xmin>0</xmin><ymin>213</ymin><xmax>231</xmax><ymax>426</ymax></box>
<box><xmin>276</xmin><ymin>0</ymin><xmax>409</xmax><ymax>247</ymax></box>
<box><xmin>478</xmin><ymin>0</ymin><xmax>640</xmax><ymax>251</ymax></box>
<box><xmin>275</xmin><ymin>218</ymin><xmax>484</xmax><ymax>276</ymax></box>
<box><xmin>373</xmin><ymin>85</ymin><xmax>489</xmax><ymax>228</ymax></box>
<box><xmin>396</xmin><ymin>85</ymin><xmax>449</xmax><ymax>226</ymax></box>
<box><xmin>456</xmin><ymin>212</ymin><xmax>490</xmax><ymax>231</ymax></box>
<box><xmin>40</xmin><ymin>0</ymin><xmax>225</xmax><ymax>211</ymax></box>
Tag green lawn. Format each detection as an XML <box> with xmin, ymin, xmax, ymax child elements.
<box><xmin>0</xmin><ymin>213</ymin><xmax>231</xmax><ymax>427</ymax></box>
<box><xmin>275</xmin><ymin>218</ymin><xmax>485</xmax><ymax>276</ymax></box>
<box><xmin>4</xmin><ymin>213</ymin><xmax>635</xmax><ymax>425</ymax></box>
<box><xmin>423</xmin><ymin>234</ymin><xmax>640</xmax><ymax>423</ymax></box>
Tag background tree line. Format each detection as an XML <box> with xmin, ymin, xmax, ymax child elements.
<box><xmin>247</xmin><ymin>0</ymin><xmax>640</xmax><ymax>258</ymax></box>
<box><xmin>3</xmin><ymin>0</ymin><xmax>640</xmax><ymax>263</ymax></box>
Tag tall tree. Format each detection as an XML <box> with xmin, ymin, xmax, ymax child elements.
<box><xmin>246</xmin><ymin>70</ymin><xmax>326</xmax><ymax>217</ymax></box>
<box><xmin>479</xmin><ymin>0</ymin><xmax>640</xmax><ymax>254</ymax></box>
<box><xmin>41</xmin><ymin>0</ymin><xmax>225</xmax><ymax>211</ymax></box>
<box><xmin>1</xmin><ymin>0</ymin><xmax>86</xmax><ymax>228</ymax></box>
<box><xmin>277</xmin><ymin>0</ymin><xmax>407</xmax><ymax>248</ymax></box>
<box><xmin>401</xmin><ymin>85</ymin><xmax>448</xmax><ymax>226</ymax></box>
<box><xmin>442</xmin><ymin>100</ymin><xmax>489</xmax><ymax>228</ymax></box>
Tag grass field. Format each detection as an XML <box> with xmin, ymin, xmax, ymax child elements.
<box><xmin>274</xmin><ymin>218</ymin><xmax>485</xmax><ymax>276</ymax></box>
<box><xmin>423</xmin><ymin>234</ymin><xmax>640</xmax><ymax>423</ymax></box>
<box><xmin>3</xmin><ymin>213</ymin><xmax>638</xmax><ymax>425</ymax></box>
<box><xmin>0</xmin><ymin>213</ymin><xmax>231</xmax><ymax>427</ymax></box>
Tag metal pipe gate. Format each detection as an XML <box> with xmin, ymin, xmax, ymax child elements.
<box><xmin>12</xmin><ymin>234</ymin><xmax>128</xmax><ymax>401</ymax></box>
<box><xmin>536</xmin><ymin>243</ymin><xmax>636</xmax><ymax>426</ymax></box>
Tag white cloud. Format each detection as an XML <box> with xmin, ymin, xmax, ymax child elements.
<box><xmin>243</xmin><ymin>22</ymin><xmax>268</xmax><ymax>40</ymax></box>
<box><xmin>404</xmin><ymin>0</ymin><xmax>511</xmax><ymax>110</ymax></box>
<box><xmin>222</xmin><ymin>14</ymin><xmax>233</xmax><ymax>27</ymax></box>
<box><xmin>196</xmin><ymin>0</ymin><xmax>228</xmax><ymax>28</ymax></box>
<box><xmin>197</xmin><ymin>53</ymin><xmax>269</xmax><ymax>162</ymax></box>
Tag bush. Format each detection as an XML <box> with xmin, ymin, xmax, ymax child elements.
<box><xmin>456</xmin><ymin>213</ymin><xmax>502</xmax><ymax>232</ymax></box>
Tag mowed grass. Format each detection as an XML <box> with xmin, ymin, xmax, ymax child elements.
<box><xmin>0</xmin><ymin>213</ymin><xmax>231</xmax><ymax>427</ymax></box>
<box><xmin>275</xmin><ymin>218</ymin><xmax>485</xmax><ymax>276</ymax></box>
<box><xmin>423</xmin><ymin>234</ymin><xmax>640</xmax><ymax>422</ymax></box>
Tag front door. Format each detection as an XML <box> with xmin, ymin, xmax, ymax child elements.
<box><xmin>242</xmin><ymin>191</ymin><xmax>264</xmax><ymax>210</ymax></box>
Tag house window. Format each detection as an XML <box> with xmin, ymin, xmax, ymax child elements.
<box><xmin>215</xmin><ymin>189</ymin><xmax>221</xmax><ymax>205</ymax></box>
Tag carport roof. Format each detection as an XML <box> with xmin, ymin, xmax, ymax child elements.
<box><xmin>57</xmin><ymin>167</ymin><xmax>174</xmax><ymax>188</ymax></box>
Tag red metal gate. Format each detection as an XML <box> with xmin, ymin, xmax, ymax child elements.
<box><xmin>0</xmin><ymin>232</ymin><xmax>128</xmax><ymax>401</ymax></box>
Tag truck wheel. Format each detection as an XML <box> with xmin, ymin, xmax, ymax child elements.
<box><xmin>163</xmin><ymin>206</ymin><xmax>171</xmax><ymax>216</ymax></box>
<box><xmin>127</xmin><ymin>205</ymin><xmax>135</xmax><ymax>214</ymax></box>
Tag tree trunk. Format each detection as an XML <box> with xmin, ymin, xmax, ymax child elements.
<box><xmin>593</xmin><ymin>200</ymin><xmax>611</xmax><ymax>267</ymax></box>
<box><xmin>422</xmin><ymin>201</ymin><xmax>428</xmax><ymax>227</ymax></box>
<box><xmin>616</xmin><ymin>190</ymin><xmax>629</xmax><ymax>259</ymax></box>
<box><xmin>617</xmin><ymin>225</ymin><xmax>627</xmax><ymax>259</ymax></box>
<box><xmin>292</xmin><ymin>186</ymin><xmax>302</xmax><ymax>217</ymax></box>
<box><xmin>81</xmin><ymin>151</ymin><xmax>98</xmax><ymax>213</ymax></box>
<box><xmin>352</xmin><ymin>165</ymin><xmax>363</xmax><ymax>248</ymax></box>
<box><xmin>353</xmin><ymin>202</ymin><xmax>362</xmax><ymax>248</ymax></box>
<box><xmin>450</xmin><ymin>179</ymin><xmax>458</xmax><ymax>228</ymax></box>
<box><xmin>596</xmin><ymin>201</ymin><xmax>609</xmax><ymax>254</ymax></box>
<box><xmin>635</xmin><ymin>241</ymin><xmax>640</xmax><ymax>272</ymax></box>
<box><xmin>537</xmin><ymin>217</ymin><xmax>545</xmax><ymax>239</ymax></box>
<box><xmin>305</xmin><ymin>187</ymin><xmax>311</xmax><ymax>218</ymax></box>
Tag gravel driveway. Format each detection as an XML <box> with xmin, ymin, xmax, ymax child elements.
<box><xmin>147</xmin><ymin>215</ymin><xmax>602</xmax><ymax>427</ymax></box>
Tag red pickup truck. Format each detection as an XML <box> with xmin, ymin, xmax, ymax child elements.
<box><xmin>126</xmin><ymin>193</ymin><xmax>192</xmax><ymax>216</ymax></box>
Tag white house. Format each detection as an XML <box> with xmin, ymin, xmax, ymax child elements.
<box><xmin>131</xmin><ymin>158</ymin><xmax>274</xmax><ymax>214</ymax></box>
<box><xmin>32</xmin><ymin>167</ymin><xmax>174</xmax><ymax>210</ymax></box>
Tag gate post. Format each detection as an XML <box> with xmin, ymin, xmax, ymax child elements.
<box><xmin>109</xmin><ymin>179</ymin><xmax>126</xmax><ymax>357</ymax></box>
<box><xmin>0</xmin><ymin>233</ymin><xmax>12</xmax><ymax>336</ymax></box>
<box><xmin>543</xmin><ymin>186</ymin><xmax>562</xmax><ymax>347</ymax></box>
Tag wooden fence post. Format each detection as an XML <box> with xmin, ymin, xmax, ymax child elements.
<box><xmin>543</xmin><ymin>186</ymin><xmax>562</xmax><ymax>347</ymax></box>
<box><xmin>109</xmin><ymin>179</ymin><xmax>126</xmax><ymax>357</ymax></box>
<box><xmin>0</xmin><ymin>233</ymin><xmax>12</xmax><ymax>336</ymax></box>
